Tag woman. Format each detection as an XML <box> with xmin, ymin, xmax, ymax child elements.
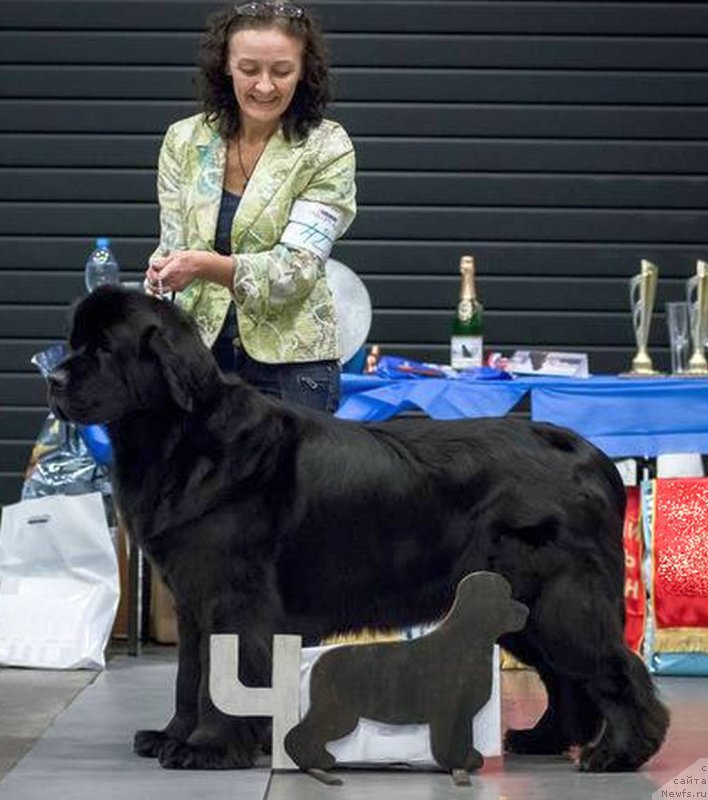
<box><xmin>145</xmin><ymin>1</ymin><xmax>356</xmax><ymax>412</ymax></box>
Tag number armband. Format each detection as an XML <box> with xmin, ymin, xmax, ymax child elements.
<box><xmin>279</xmin><ymin>200</ymin><xmax>343</xmax><ymax>262</ymax></box>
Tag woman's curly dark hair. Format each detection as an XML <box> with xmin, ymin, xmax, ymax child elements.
<box><xmin>196</xmin><ymin>3</ymin><xmax>331</xmax><ymax>142</ymax></box>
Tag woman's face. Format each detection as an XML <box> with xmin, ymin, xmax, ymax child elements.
<box><xmin>227</xmin><ymin>27</ymin><xmax>304</xmax><ymax>132</ymax></box>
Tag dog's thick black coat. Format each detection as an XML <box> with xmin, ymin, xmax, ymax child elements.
<box><xmin>49</xmin><ymin>287</ymin><xmax>668</xmax><ymax>772</ymax></box>
<box><xmin>285</xmin><ymin>572</ymin><xmax>528</xmax><ymax>773</ymax></box>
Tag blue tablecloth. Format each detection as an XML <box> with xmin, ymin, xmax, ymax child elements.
<box><xmin>337</xmin><ymin>374</ymin><xmax>708</xmax><ymax>458</ymax></box>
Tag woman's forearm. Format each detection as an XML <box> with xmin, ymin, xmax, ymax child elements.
<box><xmin>196</xmin><ymin>251</ymin><xmax>236</xmax><ymax>288</ymax></box>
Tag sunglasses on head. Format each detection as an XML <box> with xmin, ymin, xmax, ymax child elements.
<box><xmin>234</xmin><ymin>2</ymin><xmax>305</xmax><ymax>19</ymax></box>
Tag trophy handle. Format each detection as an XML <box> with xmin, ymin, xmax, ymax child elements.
<box><xmin>687</xmin><ymin>261</ymin><xmax>708</xmax><ymax>374</ymax></box>
<box><xmin>629</xmin><ymin>274</ymin><xmax>643</xmax><ymax>337</ymax></box>
<box><xmin>687</xmin><ymin>274</ymin><xmax>698</xmax><ymax>335</ymax></box>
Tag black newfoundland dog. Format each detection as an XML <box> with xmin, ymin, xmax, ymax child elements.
<box><xmin>48</xmin><ymin>287</ymin><xmax>668</xmax><ymax>772</ymax></box>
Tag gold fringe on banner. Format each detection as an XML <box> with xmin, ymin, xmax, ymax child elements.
<box><xmin>655</xmin><ymin>627</ymin><xmax>708</xmax><ymax>653</ymax></box>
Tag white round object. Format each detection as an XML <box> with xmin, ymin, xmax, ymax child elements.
<box><xmin>325</xmin><ymin>258</ymin><xmax>372</xmax><ymax>363</ymax></box>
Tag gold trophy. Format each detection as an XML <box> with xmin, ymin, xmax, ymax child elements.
<box><xmin>624</xmin><ymin>259</ymin><xmax>661</xmax><ymax>376</ymax></box>
<box><xmin>686</xmin><ymin>260</ymin><xmax>708</xmax><ymax>375</ymax></box>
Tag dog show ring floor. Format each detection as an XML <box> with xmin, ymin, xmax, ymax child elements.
<box><xmin>0</xmin><ymin>645</ymin><xmax>706</xmax><ymax>800</ymax></box>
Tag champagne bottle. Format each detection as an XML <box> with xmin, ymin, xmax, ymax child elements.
<box><xmin>450</xmin><ymin>255</ymin><xmax>483</xmax><ymax>369</ymax></box>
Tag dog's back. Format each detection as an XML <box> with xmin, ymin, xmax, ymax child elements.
<box><xmin>277</xmin><ymin>413</ymin><xmax>625</xmax><ymax>635</ymax></box>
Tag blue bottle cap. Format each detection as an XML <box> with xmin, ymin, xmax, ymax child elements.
<box><xmin>96</xmin><ymin>237</ymin><xmax>110</xmax><ymax>248</ymax></box>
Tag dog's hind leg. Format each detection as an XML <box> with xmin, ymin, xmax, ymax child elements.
<box><xmin>503</xmin><ymin>655</ymin><xmax>602</xmax><ymax>755</ymax></box>
<box><xmin>518</xmin><ymin>575</ymin><xmax>669</xmax><ymax>772</ymax></box>
<box><xmin>578</xmin><ymin>647</ymin><xmax>670</xmax><ymax>772</ymax></box>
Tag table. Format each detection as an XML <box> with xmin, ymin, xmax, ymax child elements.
<box><xmin>337</xmin><ymin>374</ymin><xmax>708</xmax><ymax>459</ymax></box>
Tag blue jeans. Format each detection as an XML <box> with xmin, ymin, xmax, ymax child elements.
<box><xmin>211</xmin><ymin>308</ymin><xmax>340</xmax><ymax>412</ymax></box>
<box><xmin>233</xmin><ymin>348</ymin><xmax>341</xmax><ymax>413</ymax></box>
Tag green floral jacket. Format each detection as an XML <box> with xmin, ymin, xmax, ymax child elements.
<box><xmin>151</xmin><ymin>113</ymin><xmax>357</xmax><ymax>363</ymax></box>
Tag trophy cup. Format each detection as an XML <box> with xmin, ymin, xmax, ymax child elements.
<box><xmin>685</xmin><ymin>259</ymin><xmax>708</xmax><ymax>375</ymax></box>
<box><xmin>625</xmin><ymin>259</ymin><xmax>660</xmax><ymax>376</ymax></box>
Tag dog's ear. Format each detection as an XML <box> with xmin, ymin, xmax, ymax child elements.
<box><xmin>142</xmin><ymin>325</ymin><xmax>194</xmax><ymax>412</ymax></box>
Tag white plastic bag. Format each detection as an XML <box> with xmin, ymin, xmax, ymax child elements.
<box><xmin>0</xmin><ymin>492</ymin><xmax>119</xmax><ymax>669</ymax></box>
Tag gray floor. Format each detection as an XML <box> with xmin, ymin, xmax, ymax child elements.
<box><xmin>0</xmin><ymin>647</ymin><xmax>706</xmax><ymax>800</ymax></box>
<box><xmin>0</xmin><ymin>663</ymin><xmax>95</xmax><ymax>778</ymax></box>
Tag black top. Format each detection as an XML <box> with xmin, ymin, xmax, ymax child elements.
<box><xmin>212</xmin><ymin>189</ymin><xmax>241</xmax><ymax>371</ymax></box>
<box><xmin>214</xmin><ymin>188</ymin><xmax>241</xmax><ymax>256</ymax></box>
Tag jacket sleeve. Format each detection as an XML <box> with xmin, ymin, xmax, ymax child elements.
<box><xmin>231</xmin><ymin>127</ymin><xmax>357</xmax><ymax>318</ymax></box>
<box><xmin>149</xmin><ymin>123</ymin><xmax>188</xmax><ymax>264</ymax></box>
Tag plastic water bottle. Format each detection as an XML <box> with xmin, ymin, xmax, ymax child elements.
<box><xmin>84</xmin><ymin>237</ymin><xmax>120</xmax><ymax>292</ymax></box>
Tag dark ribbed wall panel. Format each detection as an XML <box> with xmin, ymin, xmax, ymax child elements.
<box><xmin>1</xmin><ymin>0</ymin><xmax>708</xmax><ymax>504</ymax></box>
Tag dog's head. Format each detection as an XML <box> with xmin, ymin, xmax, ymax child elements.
<box><xmin>48</xmin><ymin>286</ymin><xmax>219</xmax><ymax>425</ymax></box>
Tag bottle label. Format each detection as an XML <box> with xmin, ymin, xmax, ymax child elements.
<box><xmin>451</xmin><ymin>336</ymin><xmax>483</xmax><ymax>369</ymax></box>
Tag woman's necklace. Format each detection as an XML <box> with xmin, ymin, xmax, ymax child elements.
<box><xmin>236</xmin><ymin>136</ymin><xmax>266</xmax><ymax>187</ymax></box>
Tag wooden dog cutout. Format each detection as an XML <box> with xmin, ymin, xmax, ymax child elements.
<box><xmin>285</xmin><ymin>572</ymin><xmax>528</xmax><ymax>783</ymax></box>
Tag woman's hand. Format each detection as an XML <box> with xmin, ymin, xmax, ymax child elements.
<box><xmin>145</xmin><ymin>250</ymin><xmax>236</xmax><ymax>294</ymax></box>
<box><xmin>145</xmin><ymin>250</ymin><xmax>205</xmax><ymax>294</ymax></box>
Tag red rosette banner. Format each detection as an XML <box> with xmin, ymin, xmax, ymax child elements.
<box><xmin>623</xmin><ymin>486</ymin><xmax>646</xmax><ymax>654</ymax></box>
<box><xmin>651</xmin><ymin>478</ymin><xmax>708</xmax><ymax>653</ymax></box>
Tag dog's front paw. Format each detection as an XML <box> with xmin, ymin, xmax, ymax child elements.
<box><xmin>158</xmin><ymin>738</ymin><xmax>254</xmax><ymax>770</ymax></box>
<box><xmin>134</xmin><ymin>729</ymin><xmax>173</xmax><ymax>758</ymax></box>
<box><xmin>504</xmin><ymin>726</ymin><xmax>565</xmax><ymax>755</ymax></box>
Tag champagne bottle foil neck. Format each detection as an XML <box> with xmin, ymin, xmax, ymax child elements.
<box><xmin>459</xmin><ymin>271</ymin><xmax>477</xmax><ymax>300</ymax></box>
<box><xmin>459</xmin><ymin>255</ymin><xmax>475</xmax><ymax>273</ymax></box>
